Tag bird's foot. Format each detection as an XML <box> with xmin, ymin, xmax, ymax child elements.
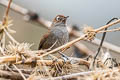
<box><xmin>58</xmin><ymin>51</ymin><xmax>69</xmax><ymax>62</ymax></box>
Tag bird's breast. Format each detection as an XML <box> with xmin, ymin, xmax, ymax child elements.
<box><xmin>51</xmin><ymin>26</ymin><xmax>69</xmax><ymax>46</ymax></box>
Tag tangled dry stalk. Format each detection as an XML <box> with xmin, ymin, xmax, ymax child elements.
<box><xmin>0</xmin><ymin>0</ymin><xmax>120</xmax><ymax>80</ymax></box>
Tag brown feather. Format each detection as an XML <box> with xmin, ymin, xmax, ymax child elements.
<box><xmin>38</xmin><ymin>32</ymin><xmax>50</xmax><ymax>50</ymax></box>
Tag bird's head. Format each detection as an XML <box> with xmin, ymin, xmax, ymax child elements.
<box><xmin>51</xmin><ymin>15</ymin><xmax>69</xmax><ymax>27</ymax></box>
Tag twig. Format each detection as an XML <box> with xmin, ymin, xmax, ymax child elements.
<box><xmin>0</xmin><ymin>55</ymin><xmax>90</xmax><ymax>67</ymax></box>
<box><xmin>7</xmin><ymin>68</ymin><xmax>34</xmax><ymax>74</ymax></box>
<box><xmin>98</xmin><ymin>28</ymin><xmax>120</xmax><ymax>33</ymax></box>
<box><xmin>15</xmin><ymin>57</ymin><xmax>89</xmax><ymax>67</ymax></box>
<box><xmin>70</xmin><ymin>28</ymin><xmax>120</xmax><ymax>53</ymax></box>
<box><xmin>70</xmin><ymin>26</ymin><xmax>94</xmax><ymax>56</ymax></box>
<box><xmin>69</xmin><ymin>57</ymin><xmax>90</xmax><ymax>67</ymax></box>
<box><xmin>2</xmin><ymin>0</ymin><xmax>12</xmax><ymax>25</ymax></box>
<box><xmin>44</xmin><ymin>68</ymin><xmax>119</xmax><ymax>80</ymax></box>
<box><xmin>12</xmin><ymin>64</ymin><xmax>27</xmax><ymax>80</ymax></box>
<box><xmin>0</xmin><ymin>69</ymin><xmax>29</xmax><ymax>80</ymax></box>
<box><xmin>0</xmin><ymin>43</ymin><xmax>15</xmax><ymax>73</ymax></box>
<box><xmin>1</xmin><ymin>33</ymin><xmax>5</xmax><ymax>51</ymax></box>
<box><xmin>0</xmin><ymin>0</ymin><xmax>12</xmax><ymax>49</ymax></box>
<box><xmin>4</xmin><ymin>28</ymin><xmax>19</xmax><ymax>44</ymax></box>
<box><xmin>0</xmin><ymin>46</ymin><xmax>5</xmax><ymax>55</ymax></box>
<box><xmin>94</xmin><ymin>19</ymin><xmax>120</xmax><ymax>32</ymax></box>
<box><xmin>0</xmin><ymin>55</ymin><xmax>20</xmax><ymax>64</ymax></box>
<box><xmin>49</xmin><ymin>71</ymin><xmax>94</xmax><ymax>80</ymax></box>
<box><xmin>93</xmin><ymin>18</ymin><xmax>118</xmax><ymax>66</ymax></box>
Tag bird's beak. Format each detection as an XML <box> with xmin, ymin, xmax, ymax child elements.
<box><xmin>65</xmin><ymin>16</ymin><xmax>69</xmax><ymax>19</ymax></box>
<box><xmin>64</xmin><ymin>16</ymin><xmax>69</xmax><ymax>21</ymax></box>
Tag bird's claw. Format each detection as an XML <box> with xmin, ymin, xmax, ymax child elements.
<box><xmin>58</xmin><ymin>51</ymin><xmax>69</xmax><ymax>63</ymax></box>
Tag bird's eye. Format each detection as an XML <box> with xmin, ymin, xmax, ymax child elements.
<box><xmin>56</xmin><ymin>16</ymin><xmax>62</xmax><ymax>21</ymax></box>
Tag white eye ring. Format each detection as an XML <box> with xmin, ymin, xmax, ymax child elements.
<box><xmin>56</xmin><ymin>16</ymin><xmax>61</xmax><ymax>21</ymax></box>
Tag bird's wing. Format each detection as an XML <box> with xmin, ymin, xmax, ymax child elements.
<box><xmin>38</xmin><ymin>32</ymin><xmax>50</xmax><ymax>50</ymax></box>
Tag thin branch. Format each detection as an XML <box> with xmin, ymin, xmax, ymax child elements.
<box><xmin>0</xmin><ymin>46</ymin><xmax>5</xmax><ymax>55</ymax></box>
<box><xmin>0</xmin><ymin>55</ymin><xmax>90</xmax><ymax>67</ymax></box>
<box><xmin>12</xmin><ymin>64</ymin><xmax>27</xmax><ymax>80</ymax></box>
<box><xmin>53</xmin><ymin>69</ymin><xmax>119</xmax><ymax>80</ymax></box>
<box><xmin>0</xmin><ymin>69</ymin><xmax>29</xmax><ymax>80</ymax></box>
<box><xmin>50</xmin><ymin>71</ymin><xmax>95</xmax><ymax>80</ymax></box>
<box><xmin>2</xmin><ymin>0</ymin><xmax>12</xmax><ymax>25</ymax></box>
<box><xmin>98</xmin><ymin>28</ymin><xmax>120</xmax><ymax>33</ymax></box>
<box><xmin>70</xmin><ymin>28</ymin><xmax>120</xmax><ymax>53</ymax></box>
<box><xmin>4</xmin><ymin>28</ymin><xmax>19</xmax><ymax>44</ymax></box>
<box><xmin>0</xmin><ymin>55</ymin><xmax>20</xmax><ymax>64</ymax></box>
<box><xmin>94</xmin><ymin>19</ymin><xmax>120</xmax><ymax>32</ymax></box>
<box><xmin>15</xmin><ymin>57</ymin><xmax>89</xmax><ymax>67</ymax></box>
<box><xmin>93</xmin><ymin>18</ymin><xmax>118</xmax><ymax>66</ymax></box>
<box><xmin>34</xmin><ymin>68</ymin><xmax>120</xmax><ymax>80</ymax></box>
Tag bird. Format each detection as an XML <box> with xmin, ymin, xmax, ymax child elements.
<box><xmin>38</xmin><ymin>15</ymin><xmax>69</xmax><ymax>56</ymax></box>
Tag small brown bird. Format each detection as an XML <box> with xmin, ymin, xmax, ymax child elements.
<box><xmin>38</xmin><ymin>15</ymin><xmax>69</xmax><ymax>52</ymax></box>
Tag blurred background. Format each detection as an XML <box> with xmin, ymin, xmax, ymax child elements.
<box><xmin>0</xmin><ymin>0</ymin><xmax>120</xmax><ymax>56</ymax></box>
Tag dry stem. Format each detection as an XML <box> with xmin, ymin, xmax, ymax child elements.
<box><xmin>40</xmin><ymin>68</ymin><xmax>120</xmax><ymax>80</ymax></box>
<box><xmin>12</xmin><ymin>64</ymin><xmax>27</xmax><ymax>80</ymax></box>
<box><xmin>0</xmin><ymin>55</ymin><xmax>20</xmax><ymax>64</ymax></box>
<box><xmin>2</xmin><ymin>0</ymin><xmax>12</xmax><ymax>25</ymax></box>
<box><xmin>94</xmin><ymin>19</ymin><xmax>120</xmax><ymax>32</ymax></box>
<box><xmin>70</xmin><ymin>28</ymin><xmax>120</xmax><ymax>53</ymax></box>
<box><xmin>0</xmin><ymin>69</ymin><xmax>29</xmax><ymax>80</ymax></box>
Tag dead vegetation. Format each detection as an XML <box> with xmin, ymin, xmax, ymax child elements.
<box><xmin>0</xmin><ymin>0</ymin><xmax>120</xmax><ymax>80</ymax></box>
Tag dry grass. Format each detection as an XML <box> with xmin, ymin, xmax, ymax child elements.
<box><xmin>0</xmin><ymin>0</ymin><xmax>120</xmax><ymax>80</ymax></box>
